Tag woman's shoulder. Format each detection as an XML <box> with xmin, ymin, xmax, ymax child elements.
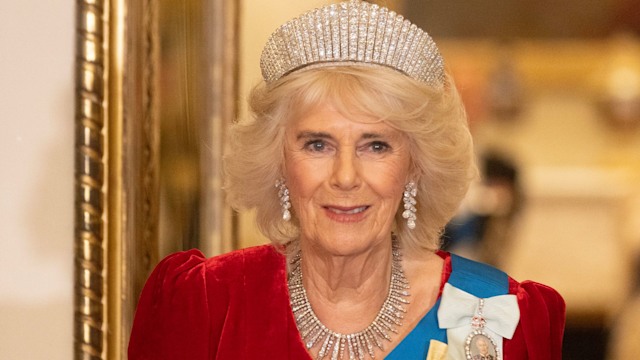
<box><xmin>506</xmin><ymin>278</ymin><xmax>566</xmax><ymax>359</ymax></box>
<box><xmin>509</xmin><ymin>278</ymin><xmax>565</xmax><ymax>305</ymax></box>
<box><xmin>129</xmin><ymin>244</ymin><xmax>288</xmax><ymax>359</ymax></box>
<box><xmin>154</xmin><ymin>244</ymin><xmax>285</xmax><ymax>283</ymax></box>
<box><xmin>437</xmin><ymin>251</ymin><xmax>565</xmax><ymax>359</ymax></box>
<box><xmin>437</xmin><ymin>250</ymin><xmax>564</xmax><ymax>302</ymax></box>
<box><xmin>133</xmin><ymin>244</ymin><xmax>286</xmax><ymax>307</ymax></box>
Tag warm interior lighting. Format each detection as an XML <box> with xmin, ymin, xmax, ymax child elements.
<box><xmin>599</xmin><ymin>33</ymin><xmax>640</xmax><ymax>129</ymax></box>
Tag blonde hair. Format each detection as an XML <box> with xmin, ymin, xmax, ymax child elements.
<box><xmin>224</xmin><ymin>66</ymin><xmax>476</xmax><ymax>255</ymax></box>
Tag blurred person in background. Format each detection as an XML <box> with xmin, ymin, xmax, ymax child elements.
<box><xmin>442</xmin><ymin>152</ymin><xmax>522</xmax><ymax>267</ymax></box>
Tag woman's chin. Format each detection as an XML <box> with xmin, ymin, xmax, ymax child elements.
<box><xmin>303</xmin><ymin>234</ymin><xmax>390</xmax><ymax>259</ymax></box>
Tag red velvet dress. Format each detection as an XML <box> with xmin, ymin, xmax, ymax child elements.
<box><xmin>128</xmin><ymin>245</ymin><xmax>565</xmax><ymax>359</ymax></box>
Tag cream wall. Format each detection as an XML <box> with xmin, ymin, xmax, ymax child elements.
<box><xmin>0</xmin><ymin>1</ymin><xmax>74</xmax><ymax>359</ymax></box>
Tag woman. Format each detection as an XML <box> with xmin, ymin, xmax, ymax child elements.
<box><xmin>128</xmin><ymin>1</ymin><xmax>565</xmax><ymax>359</ymax></box>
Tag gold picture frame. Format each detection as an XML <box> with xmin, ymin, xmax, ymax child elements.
<box><xmin>73</xmin><ymin>0</ymin><xmax>238</xmax><ymax>358</ymax></box>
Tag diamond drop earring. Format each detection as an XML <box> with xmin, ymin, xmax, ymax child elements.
<box><xmin>402</xmin><ymin>182</ymin><xmax>417</xmax><ymax>229</ymax></box>
<box><xmin>275</xmin><ymin>178</ymin><xmax>291</xmax><ymax>221</ymax></box>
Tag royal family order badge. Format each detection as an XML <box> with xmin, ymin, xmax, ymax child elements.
<box><xmin>464</xmin><ymin>299</ymin><xmax>500</xmax><ymax>360</ymax></box>
<box><xmin>437</xmin><ymin>284</ymin><xmax>519</xmax><ymax>360</ymax></box>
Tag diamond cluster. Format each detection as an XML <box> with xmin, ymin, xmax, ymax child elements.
<box><xmin>260</xmin><ymin>0</ymin><xmax>444</xmax><ymax>87</ymax></box>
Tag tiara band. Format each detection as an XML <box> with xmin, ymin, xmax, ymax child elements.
<box><xmin>260</xmin><ymin>0</ymin><xmax>445</xmax><ymax>87</ymax></box>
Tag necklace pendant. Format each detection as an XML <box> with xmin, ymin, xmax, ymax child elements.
<box><xmin>330</xmin><ymin>336</ymin><xmax>343</xmax><ymax>360</ymax></box>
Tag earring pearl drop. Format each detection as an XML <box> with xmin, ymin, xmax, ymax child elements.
<box><xmin>402</xmin><ymin>182</ymin><xmax>417</xmax><ymax>229</ymax></box>
<box><xmin>276</xmin><ymin>179</ymin><xmax>291</xmax><ymax>221</ymax></box>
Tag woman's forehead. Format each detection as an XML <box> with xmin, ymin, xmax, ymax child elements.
<box><xmin>288</xmin><ymin>101</ymin><xmax>382</xmax><ymax>126</ymax></box>
<box><xmin>285</xmin><ymin>104</ymin><xmax>407</xmax><ymax>142</ymax></box>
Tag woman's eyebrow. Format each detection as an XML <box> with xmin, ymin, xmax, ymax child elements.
<box><xmin>296</xmin><ymin>131</ymin><xmax>333</xmax><ymax>141</ymax></box>
<box><xmin>296</xmin><ymin>131</ymin><xmax>395</xmax><ymax>141</ymax></box>
<box><xmin>361</xmin><ymin>132</ymin><xmax>384</xmax><ymax>139</ymax></box>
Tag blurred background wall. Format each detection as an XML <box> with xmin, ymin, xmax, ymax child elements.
<box><xmin>0</xmin><ymin>1</ymin><xmax>74</xmax><ymax>359</ymax></box>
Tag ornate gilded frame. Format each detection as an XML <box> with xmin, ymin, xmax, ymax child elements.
<box><xmin>74</xmin><ymin>0</ymin><xmax>238</xmax><ymax>358</ymax></box>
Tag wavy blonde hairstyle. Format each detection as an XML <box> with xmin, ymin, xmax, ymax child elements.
<box><xmin>224</xmin><ymin>66</ymin><xmax>476</xmax><ymax>255</ymax></box>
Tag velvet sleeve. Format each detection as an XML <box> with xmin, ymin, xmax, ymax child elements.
<box><xmin>503</xmin><ymin>280</ymin><xmax>566</xmax><ymax>360</ymax></box>
<box><xmin>128</xmin><ymin>249</ymin><xmax>224</xmax><ymax>360</ymax></box>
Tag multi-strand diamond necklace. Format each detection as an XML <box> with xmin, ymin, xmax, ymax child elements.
<box><xmin>288</xmin><ymin>240</ymin><xmax>410</xmax><ymax>360</ymax></box>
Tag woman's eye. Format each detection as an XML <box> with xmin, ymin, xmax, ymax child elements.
<box><xmin>369</xmin><ymin>141</ymin><xmax>390</xmax><ymax>153</ymax></box>
<box><xmin>304</xmin><ymin>140</ymin><xmax>326</xmax><ymax>152</ymax></box>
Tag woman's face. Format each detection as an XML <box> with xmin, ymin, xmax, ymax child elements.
<box><xmin>284</xmin><ymin>102</ymin><xmax>412</xmax><ymax>256</ymax></box>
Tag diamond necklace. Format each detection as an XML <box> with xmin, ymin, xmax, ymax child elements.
<box><xmin>288</xmin><ymin>240</ymin><xmax>411</xmax><ymax>360</ymax></box>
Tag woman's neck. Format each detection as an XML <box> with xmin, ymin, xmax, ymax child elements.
<box><xmin>299</xmin><ymin>239</ymin><xmax>393</xmax><ymax>333</ymax></box>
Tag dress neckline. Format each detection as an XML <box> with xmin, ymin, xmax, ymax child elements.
<box><xmin>283</xmin><ymin>249</ymin><xmax>453</xmax><ymax>359</ymax></box>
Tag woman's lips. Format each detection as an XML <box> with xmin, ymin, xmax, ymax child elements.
<box><xmin>323</xmin><ymin>205</ymin><xmax>369</xmax><ymax>222</ymax></box>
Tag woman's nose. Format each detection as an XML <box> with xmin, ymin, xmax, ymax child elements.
<box><xmin>330</xmin><ymin>150</ymin><xmax>361</xmax><ymax>190</ymax></box>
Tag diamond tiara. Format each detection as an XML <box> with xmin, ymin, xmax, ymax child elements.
<box><xmin>260</xmin><ymin>0</ymin><xmax>445</xmax><ymax>87</ymax></box>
